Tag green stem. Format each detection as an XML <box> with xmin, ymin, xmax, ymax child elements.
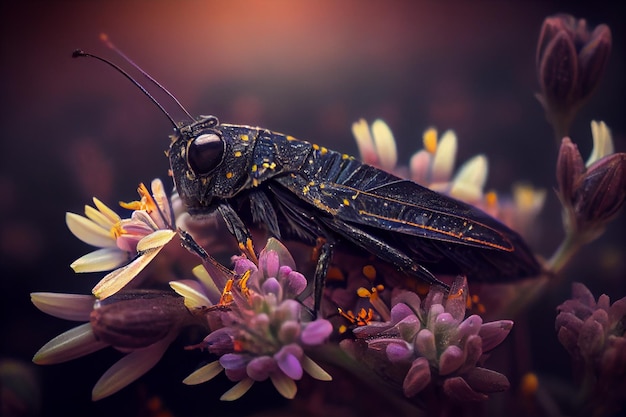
<box><xmin>501</xmin><ymin>229</ymin><xmax>592</xmax><ymax>318</ymax></box>
<box><xmin>546</xmin><ymin>231</ymin><xmax>585</xmax><ymax>275</ymax></box>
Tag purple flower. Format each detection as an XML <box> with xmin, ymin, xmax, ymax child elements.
<box><xmin>181</xmin><ymin>238</ymin><xmax>333</xmax><ymax>400</ymax></box>
<box><xmin>352</xmin><ymin>276</ymin><xmax>512</xmax><ymax>402</ymax></box>
<box><xmin>556</xmin><ymin>283</ymin><xmax>626</xmax><ymax>415</ymax></box>
<box><xmin>31</xmin><ymin>290</ymin><xmax>190</xmax><ymax>400</ymax></box>
<box><xmin>556</xmin><ymin>130</ymin><xmax>626</xmax><ymax>243</ymax></box>
<box><xmin>536</xmin><ymin>14</ymin><xmax>611</xmax><ymax>139</ymax></box>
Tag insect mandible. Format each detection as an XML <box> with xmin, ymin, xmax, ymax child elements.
<box><xmin>73</xmin><ymin>46</ymin><xmax>542</xmax><ymax>313</ymax></box>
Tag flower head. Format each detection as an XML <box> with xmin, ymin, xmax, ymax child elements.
<box><xmin>31</xmin><ymin>290</ymin><xmax>190</xmax><ymax>400</ymax></box>
<box><xmin>351</xmin><ymin>276</ymin><xmax>512</xmax><ymax>402</ymax></box>
<box><xmin>66</xmin><ymin>179</ymin><xmax>176</xmax><ymax>299</ymax></box>
<box><xmin>556</xmin><ymin>121</ymin><xmax>626</xmax><ymax>242</ymax></box>
<box><xmin>556</xmin><ymin>283</ymin><xmax>626</xmax><ymax>414</ymax></box>
<box><xmin>177</xmin><ymin>238</ymin><xmax>333</xmax><ymax>401</ymax></box>
<box><xmin>536</xmin><ymin>14</ymin><xmax>612</xmax><ymax>139</ymax></box>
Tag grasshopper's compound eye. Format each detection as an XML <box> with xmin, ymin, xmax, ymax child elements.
<box><xmin>187</xmin><ymin>132</ymin><xmax>225</xmax><ymax>175</ymax></box>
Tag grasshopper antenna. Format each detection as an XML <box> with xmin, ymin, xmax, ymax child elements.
<box><xmin>72</xmin><ymin>48</ymin><xmax>179</xmax><ymax>129</ymax></box>
<box><xmin>99</xmin><ymin>34</ymin><xmax>195</xmax><ymax>122</ymax></box>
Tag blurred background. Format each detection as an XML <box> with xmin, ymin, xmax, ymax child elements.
<box><xmin>0</xmin><ymin>1</ymin><xmax>624</xmax><ymax>416</ymax></box>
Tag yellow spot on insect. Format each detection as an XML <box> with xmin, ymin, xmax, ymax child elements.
<box><xmin>313</xmin><ymin>144</ymin><xmax>320</xmax><ymax>151</ymax></box>
<box><xmin>309</xmin><ymin>181</ymin><xmax>316</xmax><ymax>186</ymax></box>
<box><xmin>240</xmin><ymin>134</ymin><xmax>249</xmax><ymax>141</ymax></box>
<box><xmin>342</xmin><ymin>198</ymin><xmax>350</xmax><ymax>206</ymax></box>
<box><xmin>234</xmin><ymin>151</ymin><xmax>242</xmax><ymax>157</ymax></box>
<box><xmin>320</xmin><ymin>146</ymin><xmax>328</xmax><ymax>155</ymax></box>
<box><xmin>269</xmin><ymin>162</ymin><xmax>276</xmax><ymax>170</ymax></box>
<box><xmin>262</xmin><ymin>162</ymin><xmax>270</xmax><ymax>169</ymax></box>
<box><xmin>341</xmin><ymin>154</ymin><xmax>349</xmax><ymax>160</ymax></box>
<box><xmin>302</xmin><ymin>185</ymin><xmax>310</xmax><ymax>194</ymax></box>
<box><xmin>252</xmin><ymin>178</ymin><xmax>259</xmax><ymax>187</ymax></box>
<box><xmin>286</xmin><ymin>135</ymin><xmax>296</xmax><ymax>141</ymax></box>
<box><xmin>251</xmin><ymin>164</ymin><xmax>258</xmax><ymax>172</ymax></box>
<box><xmin>319</xmin><ymin>183</ymin><xmax>325</xmax><ymax>189</ymax></box>
<box><xmin>226</xmin><ymin>172</ymin><xmax>233</xmax><ymax>179</ymax></box>
<box><xmin>423</xmin><ymin>127</ymin><xmax>438</xmax><ymax>154</ymax></box>
<box><xmin>362</xmin><ymin>265</ymin><xmax>376</xmax><ymax>281</ymax></box>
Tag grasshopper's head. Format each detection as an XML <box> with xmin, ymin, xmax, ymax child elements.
<box><xmin>168</xmin><ymin>115</ymin><xmax>255</xmax><ymax>215</ymax></box>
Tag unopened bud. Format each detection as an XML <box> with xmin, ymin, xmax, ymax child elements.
<box><xmin>90</xmin><ymin>290</ymin><xmax>189</xmax><ymax>350</ymax></box>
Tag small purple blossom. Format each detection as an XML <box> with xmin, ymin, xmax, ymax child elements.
<box><xmin>556</xmin><ymin>282</ymin><xmax>626</xmax><ymax>414</ymax></box>
<box><xmin>352</xmin><ymin>276</ymin><xmax>512</xmax><ymax>402</ymax></box>
<box><xmin>182</xmin><ymin>238</ymin><xmax>333</xmax><ymax>400</ymax></box>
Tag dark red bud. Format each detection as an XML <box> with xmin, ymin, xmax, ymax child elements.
<box><xmin>90</xmin><ymin>290</ymin><xmax>189</xmax><ymax>350</ymax></box>
<box><xmin>556</xmin><ymin>137</ymin><xmax>585</xmax><ymax>201</ymax></box>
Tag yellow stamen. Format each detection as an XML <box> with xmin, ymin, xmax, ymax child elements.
<box><xmin>119</xmin><ymin>183</ymin><xmax>157</xmax><ymax>214</ymax></box>
<box><xmin>237</xmin><ymin>270</ymin><xmax>251</xmax><ymax>298</ymax></box>
<box><xmin>423</xmin><ymin>127</ymin><xmax>438</xmax><ymax>154</ymax></box>
<box><xmin>109</xmin><ymin>221</ymin><xmax>127</xmax><ymax>239</ymax></box>
<box><xmin>485</xmin><ymin>190</ymin><xmax>498</xmax><ymax>208</ymax></box>
<box><xmin>325</xmin><ymin>266</ymin><xmax>345</xmax><ymax>282</ymax></box>
<box><xmin>338</xmin><ymin>307</ymin><xmax>374</xmax><ymax>326</ymax></box>
<box><xmin>219</xmin><ymin>278</ymin><xmax>234</xmax><ymax>306</ymax></box>
<box><xmin>362</xmin><ymin>265</ymin><xmax>376</xmax><ymax>281</ymax></box>
<box><xmin>356</xmin><ymin>285</ymin><xmax>390</xmax><ymax>321</ymax></box>
<box><xmin>520</xmin><ymin>372</ymin><xmax>539</xmax><ymax>397</ymax></box>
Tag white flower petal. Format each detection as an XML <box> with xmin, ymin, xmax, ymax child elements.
<box><xmin>270</xmin><ymin>372</ymin><xmax>297</xmax><ymax>399</ymax></box>
<box><xmin>410</xmin><ymin>150</ymin><xmax>432</xmax><ymax>184</ymax></box>
<box><xmin>31</xmin><ymin>292</ymin><xmax>95</xmax><ymax>321</ymax></box>
<box><xmin>92</xmin><ymin>198</ymin><xmax>121</xmax><ymax>224</ymax></box>
<box><xmin>84</xmin><ymin>205</ymin><xmax>115</xmax><ymax>229</ymax></box>
<box><xmin>431</xmin><ymin>130</ymin><xmax>457</xmax><ymax>183</ymax></box>
<box><xmin>371</xmin><ymin>119</ymin><xmax>397</xmax><ymax>171</ymax></box>
<box><xmin>301</xmin><ymin>355</ymin><xmax>332</xmax><ymax>381</ymax></box>
<box><xmin>131</xmin><ymin>210</ymin><xmax>160</xmax><ymax>231</ymax></box>
<box><xmin>453</xmin><ymin>154</ymin><xmax>488</xmax><ymax>189</ymax></box>
<box><xmin>33</xmin><ymin>323</ymin><xmax>108</xmax><ymax>365</ymax></box>
<box><xmin>70</xmin><ymin>248</ymin><xmax>129</xmax><ymax>273</ymax></box>
<box><xmin>352</xmin><ymin>119</ymin><xmax>379</xmax><ymax>165</ymax></box>
<box><xmin>191</xmin><ymin>265</ymin><xmax>222</xmax><ymax>304</ymax></box>
<box><xmin>136</xmin><ymin>229</ymin><xmax>176</xmax><ymax>252</ymax></box>
<box><xmin>449</xmin><ymin>182</ymin><xmax>483</xmax><ymax>203</ymax></box>
<box><xmin>66</xmin><ymin>213</ymin><xmax>117</xmax><ymax>248</ymax></box>
<box><xmin>91</xmin><ymin>334</ymin><xmax>173</xmax><ymax>401</ymax></box>
<box><xmin>220</xmin><ymin>378</ymin><xmax>254</xmax><ymax>401</ymax></box>
<box><xmin>92</xmin><ymin>248</ymin><xmax>162</xmax><ymax>299</ymax></box>
<box><xmin>182</xmin><ymin>361</ymin><xmax>224</xmax><ymax>385</ymax></box>
<box><xmin>513</xmin><ymin>184</ymin><xmax>546</xmax><ymax>215</ymax></box>
<box><xmin>170</xmin><ymin>280</ymin><xmax>212</xmax><ymax>309</ymax></box>
<box><xmin>151</xmin><ymin>178</ymin><xmax>172</xmax><ymax>228</ymax></box>
<box><xmin>587</xmin><ymin>120</ymin><xmax>614</xmax><ymax>167</ymax></box>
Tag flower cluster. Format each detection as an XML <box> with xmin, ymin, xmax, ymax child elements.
<box><xmin>349</xmin><ymin>276</ymin><xmax>512</xmax><ymax>402</ymax></box>
<box><xmin>173</xmin><ymin>239</ymin><xmax>333</xmax><ymax>400</ymax></box>
<box><xmin>556</xmin><ymin>121</ymin><xmax>626</xmax><ymax>245</ymax></box>
<box><xmin>536</xmin><ymin>14</ymin><xmax>612</xmax><ymax>139</ymax></box>
<box><xmin>31</xmin><ymin>290</ymin><xmax>191</xmax><ymax>400</ymax></box>
<box><xmin>66</xmin><ymin>179</ymin><xmax>176</xmax><ymax>299</ymax></box>
<box><xmin>352</xmin><ymin>120</ymin><xmax>546</xmax><ymax>234</ymax></box>
<box><xmin>556</xmin><ymin>283</ymin><xmax>626</xmax><ymax>415</ymax></box>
